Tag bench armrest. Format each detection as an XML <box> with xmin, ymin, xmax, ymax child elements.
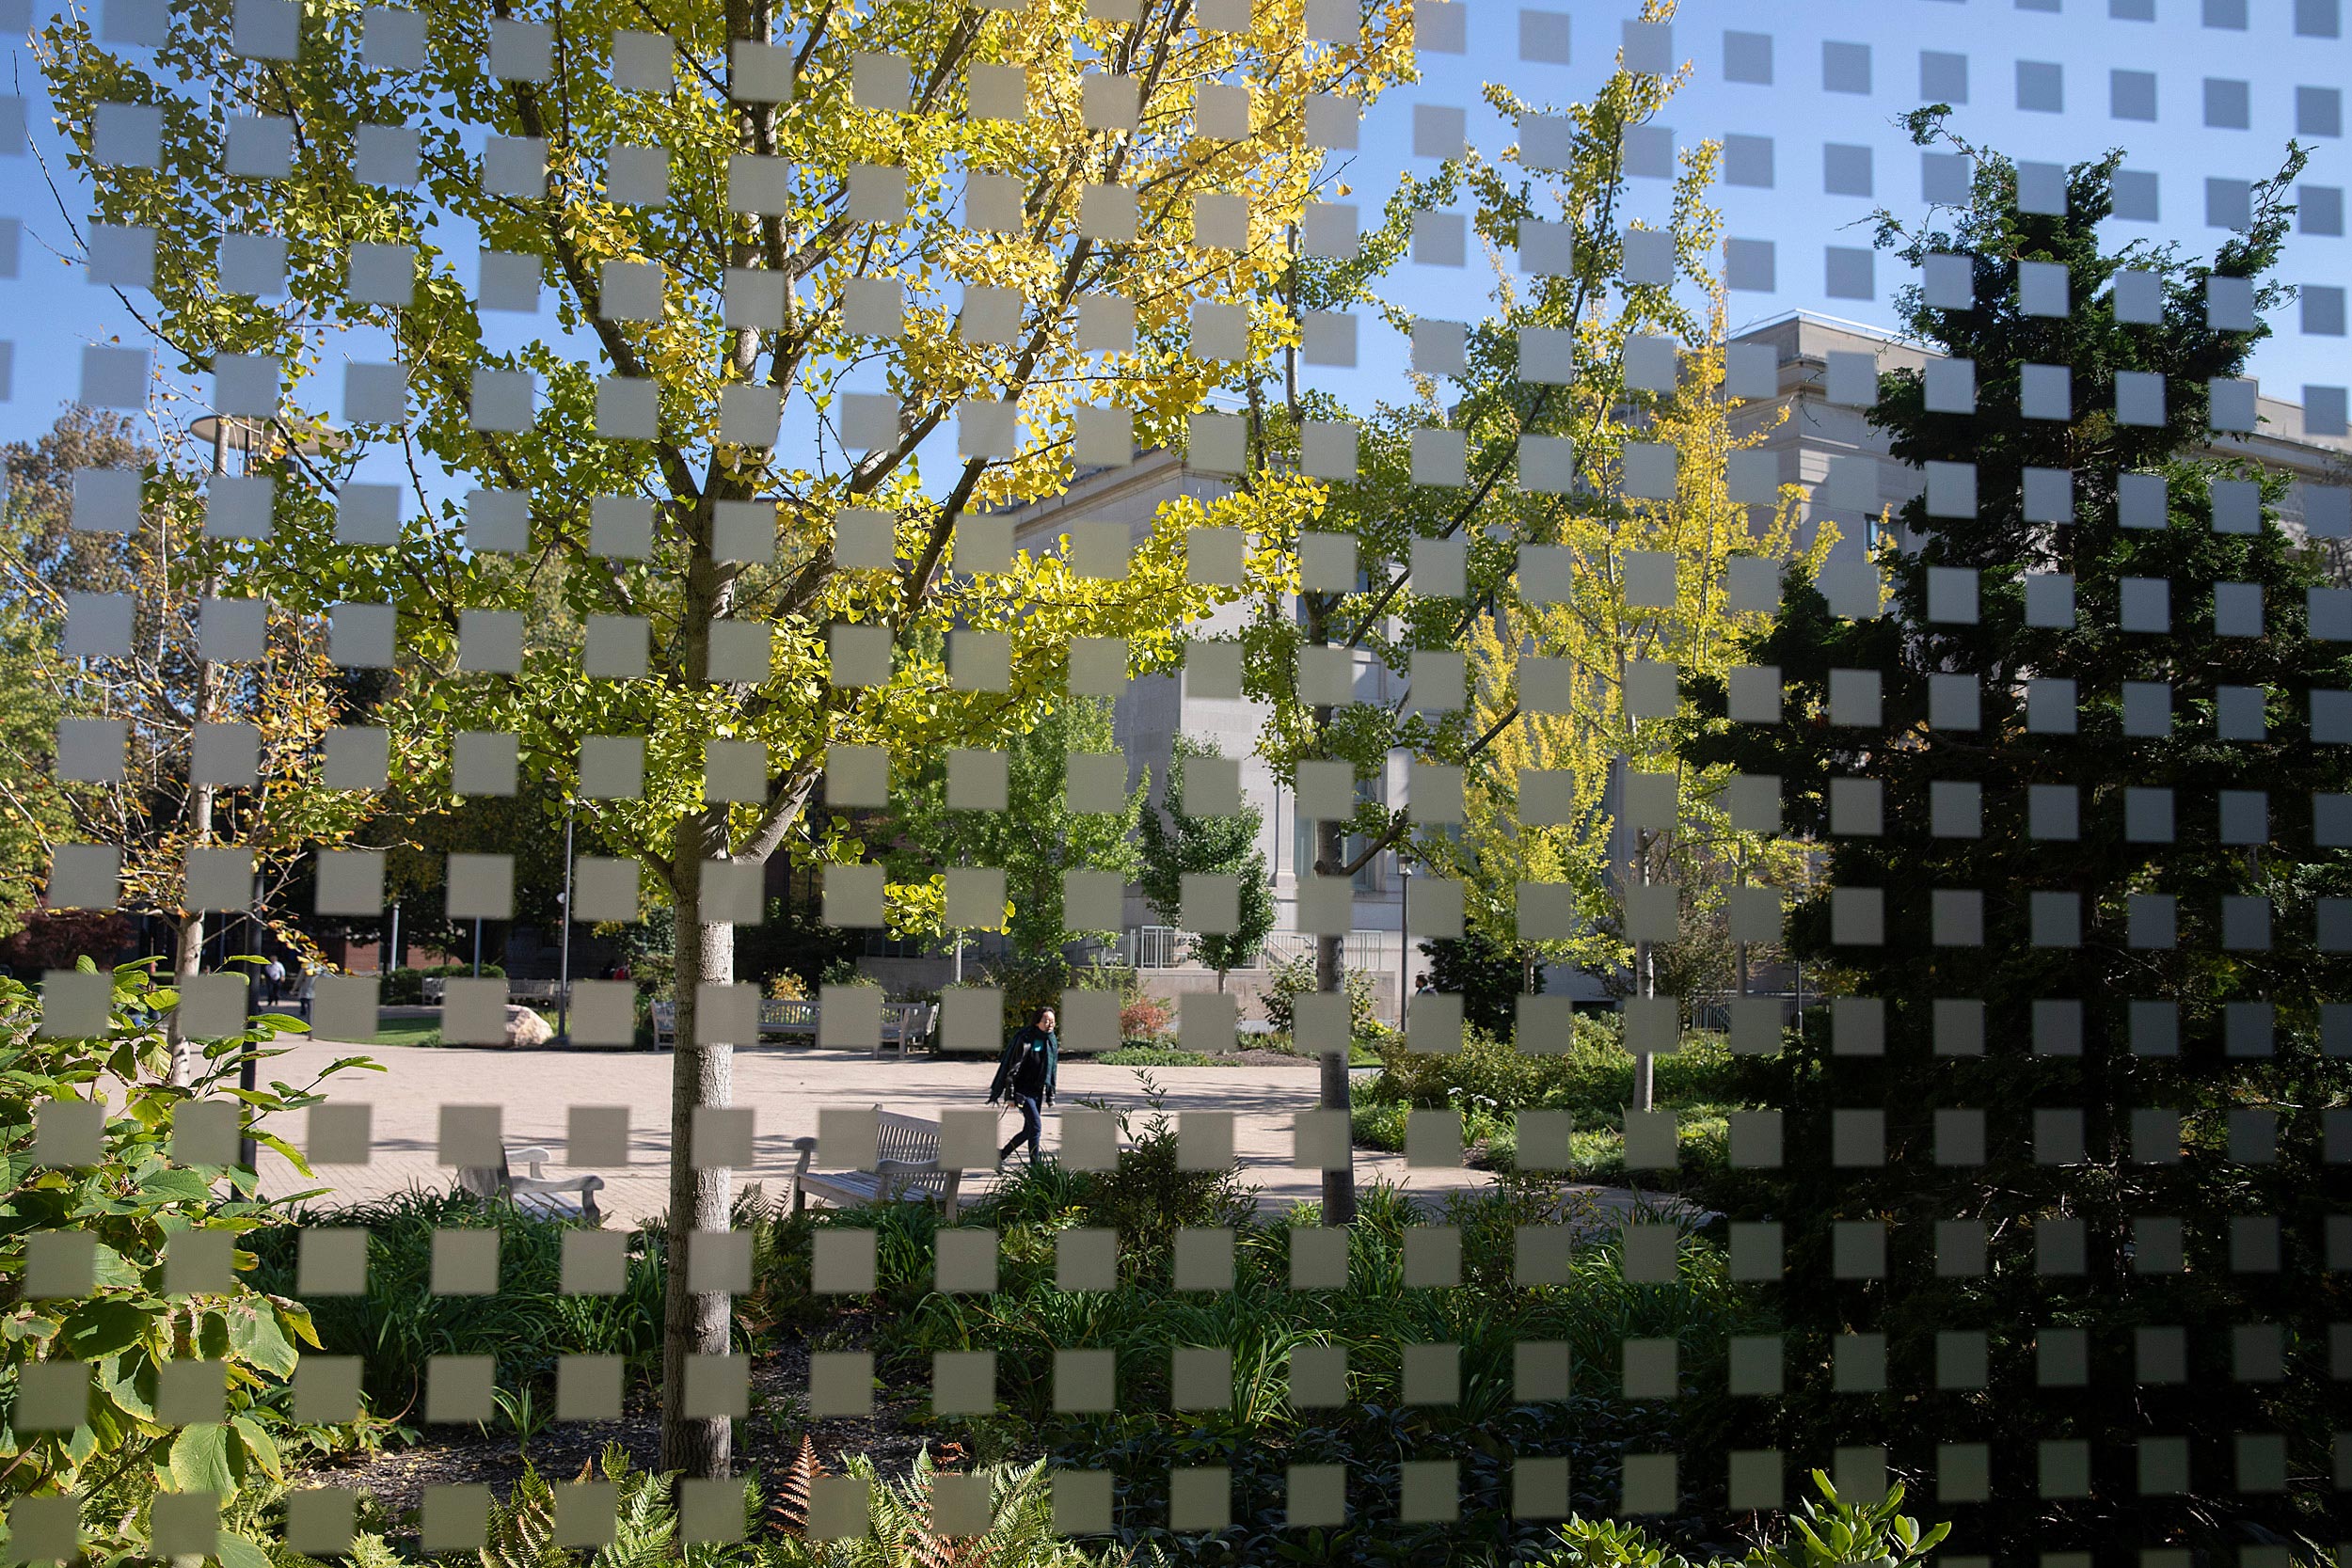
<box><xmin>786</xmin><ymin>1136</ymin><xmax>818</xmax><ymax>1213</ymax></box>
<box><xmin>874</xmin><ymin>1154</ymin><xmax>941</xmax><ymax>1203</ymax></box>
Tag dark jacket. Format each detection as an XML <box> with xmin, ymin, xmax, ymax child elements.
<box><xmin>989</xmin><ymin>1024</ymin><xmax>1057</xmax><ymax>1105</ymax></box>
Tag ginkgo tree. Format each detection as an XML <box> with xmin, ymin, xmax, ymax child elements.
<box><xmin>40</xmin><ymin>0</ymin><xmax>1414</xmax><ymax>1479</ymax></box>
<box><xmin>1423</xmin><ymin>293</ymin><xmax>1828</xmax><ymax>1114</ymax></box>
<box><xmin>1210</xmin><ymin>0</ymin><xmax>1801</xmax><ymax>1217</ymax></box>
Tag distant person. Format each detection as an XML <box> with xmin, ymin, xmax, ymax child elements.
<box><xmin>1413</xmin><ymin>972</ymin><xmax>1435</xmax><ymax>997</ymax></box>
<box><xmin>263</xmin><ymin>957</ymin><xmax>286</xmax><ymax>1005</ymax></box>
<box><xmin>988</xmin><ymin>1006</ymin><xmax>1058</xmax><ymax>1167</ymax></box>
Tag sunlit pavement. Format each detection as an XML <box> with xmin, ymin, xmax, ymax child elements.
<box><xmin>248</xmin><ymin>1038</ymin><xmax>1698</xmax><ymax>1228</ymax></box>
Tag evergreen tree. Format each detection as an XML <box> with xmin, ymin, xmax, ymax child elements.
<box><xmin>1683</xmin><ymin>120</ymin><xmax>2351</xmax><ymax>1560</ymax></box>
<box><xmin>1136</xmin><ymin>736</ymin><xmax>1275</xmax><ymax>990</ymax></box>
<box><xmin>876</xmin><ymin>695</ymin><xmax>1145</xmax><ymax>962</ymax></box>
<box><xmin>1416</xmin><ymin>929</ymin><xmax>1536</xmax><ymax>1039</ymax></box>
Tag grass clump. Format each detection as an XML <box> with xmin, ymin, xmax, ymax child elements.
<box><xmin>247</xmin><ymin>1188</ymin><xmax>667</xmax><ymax>1419</ymax></box>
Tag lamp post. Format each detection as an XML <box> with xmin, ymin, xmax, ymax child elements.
<box><xmin>1398</xmin><ymin>862</ymin><xmax>1411</xmax><ymax>1029</ymax></box>
<box><xmin>555</xmin><ymin>800</ymin><xmax>575</xmax><ymax>1046</ymax></box>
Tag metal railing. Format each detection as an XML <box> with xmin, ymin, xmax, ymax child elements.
<box><xmin>1260</xmin><ymin>930</ymin><xmax>1391</xmax><ymax>973</ymax></box>
<box><xmin>1120</xmin><ymin>926</ymin><xmax>1199</xmax><ymax>969</ymax></box>
<box><xmin>1121</xmin><ymin>927</ymin><xmax>1391</xmax><ymax>973</ymax></box>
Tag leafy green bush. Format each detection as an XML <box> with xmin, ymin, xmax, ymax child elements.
<box><xmin>1096</xmin><ymin>1045</ymin><xmax>1216</xmax><ymax>1068</ymax></box>
<box><xmin>377</xmin><ymin>967</ymin><xmax>425</xmax><ymax>1006</ymax></box>
<box><xmin>1364</xmin><ymin>1024</ymin><xmax>1746</xmax><ymax>1168</ymax></box>
<box><xmin>0</xmin><ymin>962</ymin><xmax>379</xmax><ymax>1561</ymax></box>
<box><xmin>1259</xmin><ymin>954</ymin><xmax>1377</xmax><ymax>1038</ymax></box>
<box><xmin>1417</xmin><ymin>929</ymin><xmax>1540</xmax><ymax>1039</ymax></box>
<box><xmin>1534</xmin><ymin>1472</ymin><xmax>1947</xmax><ymax>1568</ymax></box>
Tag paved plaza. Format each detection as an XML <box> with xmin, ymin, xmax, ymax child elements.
<box><xmin>248</xmin><ymin>1039</ymin><xmax>1525</xmax><ymax>1224</ymax></box>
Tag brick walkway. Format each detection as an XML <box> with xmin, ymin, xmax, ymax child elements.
<box><xmin>248</xmin><ymin>1038</ymin><xmax>1508</xmax><ymax>1224</ymax></box>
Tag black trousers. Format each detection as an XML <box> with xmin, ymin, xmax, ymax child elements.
<box><xmin>999</xmin><ymin>1093</ymin><xmax>1043</xmax><ymax>1163</ymax></box>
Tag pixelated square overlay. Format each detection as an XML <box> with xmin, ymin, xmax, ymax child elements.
<box><xmin>55</xmin><ymin>3</ymin><xmax>2352</xmax><ymax>1532</ymax></box>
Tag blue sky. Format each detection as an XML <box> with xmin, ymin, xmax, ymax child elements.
<box><xmin>0</xmin><ymin>0</ymin><xmax>2344</xmax><ymax>489</ymax></box>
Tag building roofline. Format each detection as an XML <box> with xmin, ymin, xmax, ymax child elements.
<box><xmin>1729</xmin><ymin>309</ymin><xmax>1909</xmax><ymax>344</ymax></box>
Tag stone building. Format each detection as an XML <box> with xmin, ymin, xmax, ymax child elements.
<box><xmin>962</xmin><ymin>312</ymin><xmax>2352</xmax><ymax>1020</ymax></box>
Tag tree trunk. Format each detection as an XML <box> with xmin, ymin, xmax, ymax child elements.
<box><xmin>167</xmin><ymin>566</ymin><xmax>221</xmax><ymax>1088</ymax></box>
<box><xmin>659</xmin><ymin>822</ymin><xmax>737</xmax><ymax>1480</ymax></box>
<box><xmin>1736</xmin><ymin>861</ymin><xmax>1750</xmax><ymax>1000</ymax></box>
<box><xmin>659</xmin><ymin>503</ymin><xmax>741</xmax><ymax>1480</ymax></box>
<box><xmin>1631</xmin><ymin>827</ymin><xmax>1655</xmax><ymax>1114</ymax></box>
<box><xmin>1314</xmin><ymin>817</ymin><xmax>1354</xmax><ymax>1225</ymax></box>
<box><xmin>167</xmin><ymin>909</ymin><xmax>206</xmax><ymax>1085</ymax></box>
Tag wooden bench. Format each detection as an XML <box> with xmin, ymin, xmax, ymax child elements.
<box><xmin>455</xmin><ymin>1145</ymin><xmax>606</xmax><ymax>1223</ymax></box>
<box><xmin>784</xmin><ymin>1109</ymin><xmax>970</xmax><ymax>1220</ymax></box>
<box><xmin>650</xmin><ymin>999</ymin><xmax>935</xmax><ymax>1054</ymax></box>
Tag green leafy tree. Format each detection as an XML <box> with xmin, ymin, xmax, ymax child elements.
<box><xmin>0</xmin><ymin>409</ymin><xmax>384</xmax><ymax>1076</ymax></box>
<box><xmin>1683</xmin><ymin>123</ymin><xmax>2351</xmax><ymax>1559</ymax></box>
<box><xmin>1136</xmin><ymin>734</ymin><xmax>1274</xmax><ymax>989</ymax></box>
<box><xmin>875</xmin><ymin>695</ymin><xmax>1143</xmax><ymax>964</ymax></box>
<box><xmin>39</xmin><ymin>0</ymin><xmax>1415</xmax><ymax>1475</ymax></box>
<box><xmin>1210</xmin><ymin>0</ymin><xmax>1759</xmax><ymax>1216</ymax></box>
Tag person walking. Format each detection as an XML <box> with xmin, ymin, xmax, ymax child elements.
<box><xmin>263</xmin><ymin>956</ymin><xmax>286</xmax><ymax>1006</ymax></box>
<box><xmin>988</xmin><ymin>1005</ymin><xmax>1057</xmax><ymax>1167</ymax></box>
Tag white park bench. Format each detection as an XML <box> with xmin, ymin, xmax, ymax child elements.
<box><xmin>783</xmin><ymin>1109</ymin><xmax>971</xmax><ymax>1220</ymax></box>
<box><xmin>454</xmin><ymin>1145</ymin><xmax>606</xmax><ymax>1223</ymax></box>
<box><xmin>649</xmin><ymin>998</ymin><xmax>935</xmax><ymax>1055</ymax></box>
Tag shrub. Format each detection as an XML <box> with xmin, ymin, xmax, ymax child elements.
<box><xmin>1117</xmin><ymin>991</ymin><xmax>1171</xmax><ymax>1043</ymax></box>
<box><xmin>818</xmin><ymin>955</ymin><xmax>876</xmax><ymax>990</ymax></box>
<box><xmin>0</xmin><ymin>962</ymin><xmax>377</xmax><ymax>1560</ymax></box>
<box><xmin>1533</xmin><ymin>1472</ymin><xmax>1948</xmax><ymax>1568</ymax></box>
<box><xmin>1098</xmin><ymin>1045</ymin><xmax>1214</xmax><ymax>1067</ymax></box>
<box><xmin>376</xmin><ymin>966</ymin><xmax>425</xmax><ymax>1005</ymax></box>
<box><xmin>884</xmin><ymin>1171</ymin><xmax>1763</xmax><ymax>1566</ymax></box>
<box><xmin>1259</xmin><ymin>953</ymin><xmax>1377</xmax><ymax>1037</ymax></box>
<box><xmin>1365</xmin><ymin>1020</ymin><xmax>1617</xmax><ymax>1115</ymax></box>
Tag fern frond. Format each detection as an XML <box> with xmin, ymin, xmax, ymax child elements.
<box><xmin>764</xmin><ymin>1434</ymin><xmax>823</xmax><ymax>1541</ymax></box>
<box><xmin>479</xmin><ymin>1462</ymin><xmax>565</xmax><ymax>1568</ymax></box>
<box><xmin>590</xmin><ymin>1465</ymin><xmax>679</xmax><ymax>1568</ymax></box>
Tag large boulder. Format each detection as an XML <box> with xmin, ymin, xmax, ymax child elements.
<box><xmin>503</xmin><ymin>1005</ymin><xmax>555</xmax><ymax>1048</ymax></box>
